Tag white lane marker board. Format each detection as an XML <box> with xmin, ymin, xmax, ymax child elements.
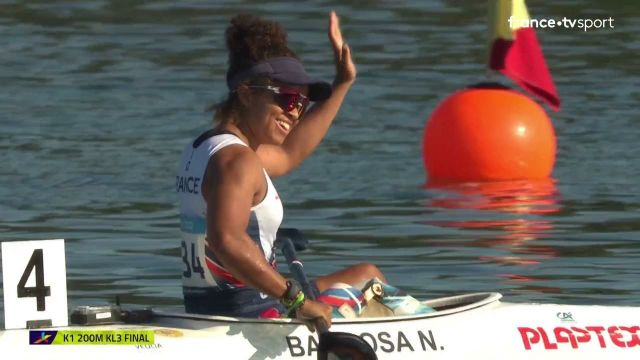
<box><xmin>1</xmin><ymin>239</ymin><xmax>68</xmax><ymax>329</ymax></box>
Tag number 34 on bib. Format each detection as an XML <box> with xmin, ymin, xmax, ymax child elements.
<box><xmin>1</xmin><ymin>239</ymin><xmax>69</xmax><ymax>329</ymax></box>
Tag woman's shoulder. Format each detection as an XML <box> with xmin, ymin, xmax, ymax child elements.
<box><xmin>207</xmin><ymin>142</ymin><xmax>263</xmax><ymax>179</ymax></box>
<box><xmin>190</xmin><ymin>129</ymin><xmax>246</xmax><ymax>149</ymax></box>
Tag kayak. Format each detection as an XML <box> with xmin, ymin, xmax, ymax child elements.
<box><xmin>2</xmin><ymin>292</ymin><xmax>640</xmax><ymax>359</ymax></box>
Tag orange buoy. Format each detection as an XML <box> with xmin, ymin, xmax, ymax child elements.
<box><xmin>422</xmin><ymin>85</ymin><xmax>556</xmax><ymax>182</ymax></box>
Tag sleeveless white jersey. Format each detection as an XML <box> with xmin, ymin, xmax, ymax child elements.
<box><xmin>176</xmin><ymin>131</ymin><xmax>283</xmax><ymax>291</ymax></box>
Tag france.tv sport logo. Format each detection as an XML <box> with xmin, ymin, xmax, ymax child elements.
<box><xmin>29</xmin><ymin>330</ymin><xmax>58</xmax><ymax>345</ymax></box>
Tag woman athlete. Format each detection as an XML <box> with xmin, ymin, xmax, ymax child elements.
<box><xmin>176</xmin><ymin>12</ymin><xmax>386</xmax><ymax>329</ymax></box>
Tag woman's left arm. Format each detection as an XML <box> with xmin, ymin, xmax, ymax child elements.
<box><xmin>257</xmin><ymin>11</ymin><xmax>355</xmax><ymax>177</ymax></box>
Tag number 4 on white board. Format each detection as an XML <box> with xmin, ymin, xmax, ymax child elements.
<box><xmin>17</xmin><ymin>249</ymin><xmax>51</xmax><ymax>311</ymax></box>
<box><xmin>1</xmin><ymin>239</ymin><xmax>68</xmax><ymax>329</ymax></box>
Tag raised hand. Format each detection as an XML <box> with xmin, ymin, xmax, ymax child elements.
<box><xmin>329</xmin><ymin>11</ymin><xmax>356</xmax><ymax>86</ymax></box>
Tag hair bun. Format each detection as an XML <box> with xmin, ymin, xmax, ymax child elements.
<box><xmin>226</xmin><ymin>14</ymin><xmax>290</xmax><ymax>64</ymax></box>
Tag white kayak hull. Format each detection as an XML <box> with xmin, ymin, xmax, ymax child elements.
<box><xmin>2</xmin><ymin>292</ymin><xmax>640</xmax><ymax>359</ymax></box>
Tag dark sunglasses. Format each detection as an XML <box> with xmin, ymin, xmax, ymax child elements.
<box><xmin>247</xmin><ymin>85</ymin><xmax>310</xmax><ymax>117</ymax></box>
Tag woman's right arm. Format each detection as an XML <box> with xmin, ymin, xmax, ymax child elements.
<box><xmin>203</xmin><ymin>146</ymin><xmax>332</xmax><ymax>326</ymax></box>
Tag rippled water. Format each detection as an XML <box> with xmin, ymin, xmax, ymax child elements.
<box><xmin>1</xmin><ymin>1</ymin><xmax>640</xmax><ymax>326</ymax></box>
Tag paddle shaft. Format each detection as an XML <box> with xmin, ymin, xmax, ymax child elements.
<box><xmin>280</xmin><ymin>237</ymin><xmax>329</xmax><ymax>333</ymax></box>
<box><xmin>277</xmin><ymin>233</ymin><xmax>378</xmax><ymax>360</ymax></box>
<box><xmin>280</xmin><ymin>238</ymin><xmax>319</xmax><ymax>299</ymax></box>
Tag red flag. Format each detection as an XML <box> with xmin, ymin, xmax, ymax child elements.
<box><xmin>489</xmin><ymin>0</ymin><xmax>560</xmax><ymax>111</ymax></box>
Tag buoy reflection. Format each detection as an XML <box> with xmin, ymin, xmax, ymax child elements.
<box><xmin>425</xmin><ymin>178</ymin><xmax>561</xmax><ymax>287</ymax></box>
